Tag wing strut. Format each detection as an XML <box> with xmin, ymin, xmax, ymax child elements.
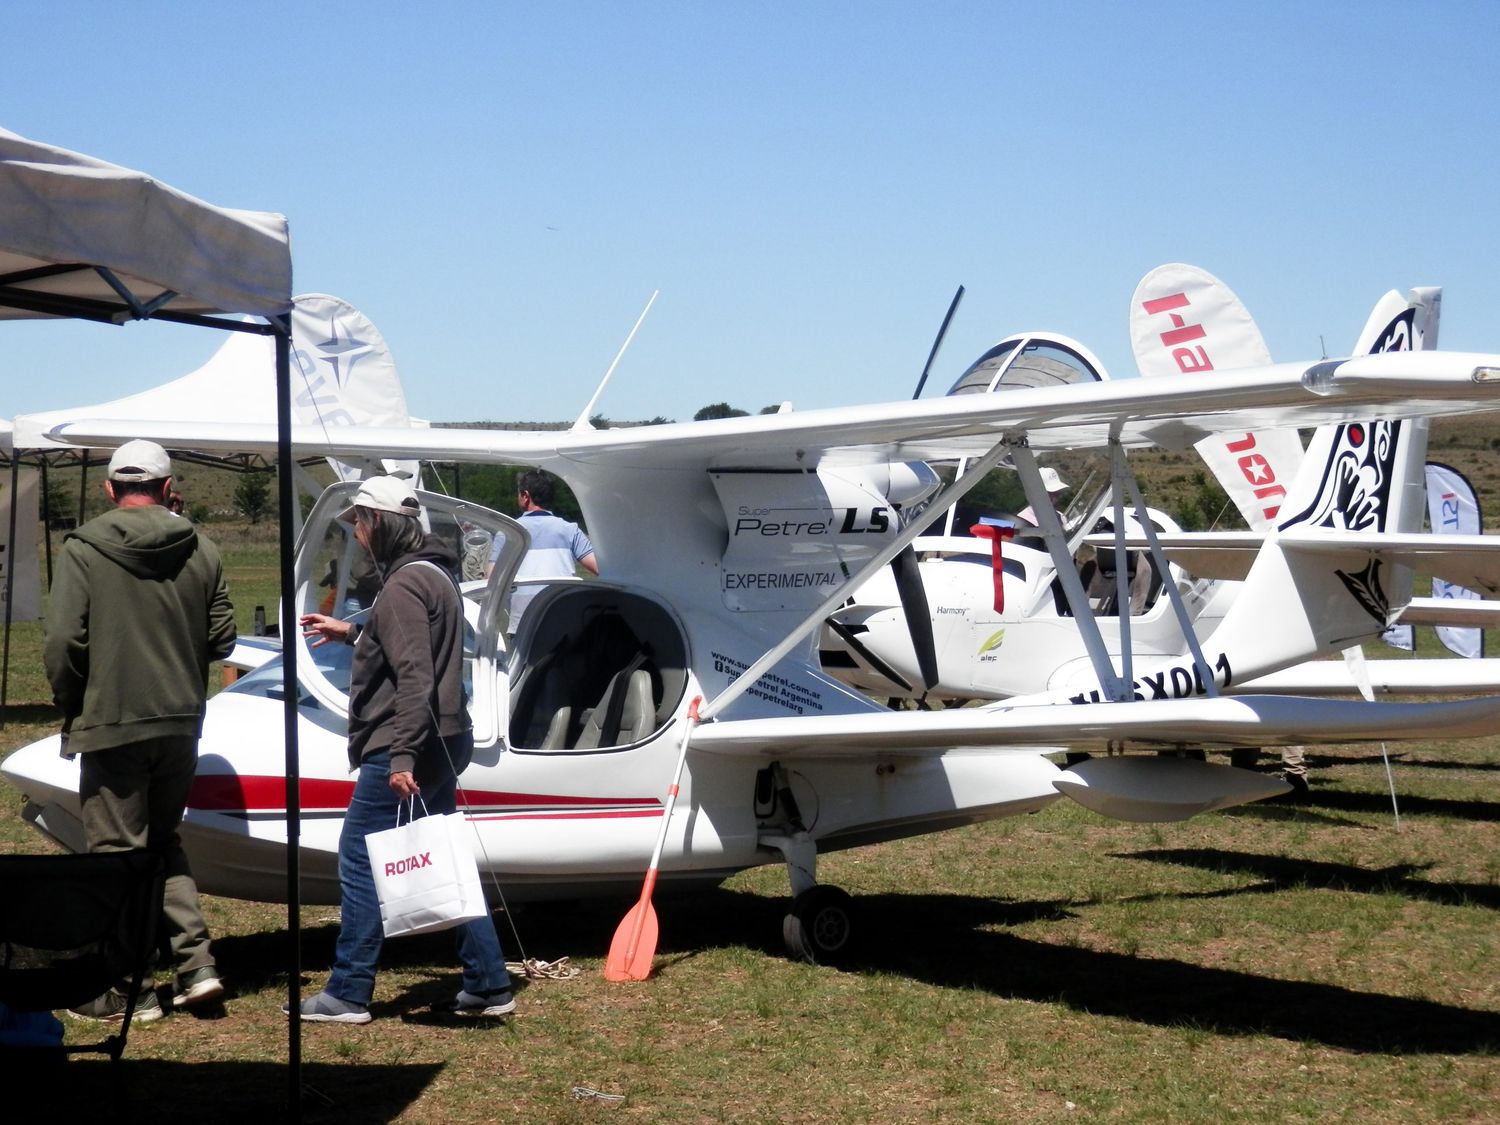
<box><xmin>1111</xmin><ymin>443</ymin><xmax>1219</xmax><ymax>699</ymax></box>
<box><xmin>1011</xmin><ymin>443</ymin><xmax>1130</xmax><ymax>701</ymax></box>
<box><xmin>1110</xmin><ymin>438</ymin><xmax>1136</xmax><ymax>689</ymax></box>
<box><xmin>699</xmin><ymin>437</ymin><xmax>1016</xmax><ymax>723</ymax></box>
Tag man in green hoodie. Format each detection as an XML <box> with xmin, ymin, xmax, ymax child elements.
<box><xmin>44</xmin><ymin>439</ymin><xmax>237</xmax><ymax>1023</ymax></box>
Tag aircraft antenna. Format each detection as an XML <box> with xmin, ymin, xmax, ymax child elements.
<box><xmin>912</xmin><ymin>285</ymin><xmax>965</xmax><ymax>399</ymax></box>
<box><xmin>572</xmin><ymin>290</ymin><xmax>659</xmax><ymax>432</ymax></box>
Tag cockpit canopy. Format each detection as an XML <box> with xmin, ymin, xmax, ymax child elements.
<box><xmin>947</xmin><ymin>333</ymin><xmax>1108</xmax><ymax>395</ymax></box>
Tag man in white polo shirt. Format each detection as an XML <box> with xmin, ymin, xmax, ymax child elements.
<box><xmin>488</xmin><ymin>470</ymin><xmax>598</xmax><ymax>627</ymax></box>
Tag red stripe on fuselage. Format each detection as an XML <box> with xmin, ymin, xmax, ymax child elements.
<box><xmin>464</xmin><ymin>809</ymin><xmax>664</xmax><ymax>822</ymax></box>
<box><xmin>189</xmin><ymin>775</ymin><xmax>356</xmax><ymax>811</ymax></box>
<box><xmin>189</xmin><ymin>774</ymin><xmax>660</xmax><ymax>815</ymax></box>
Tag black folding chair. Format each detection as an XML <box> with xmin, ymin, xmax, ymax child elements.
<box><xmin>0</xmin><ymin>850</ymin><xmax>167</xmax><ymax>1064</ymax></box>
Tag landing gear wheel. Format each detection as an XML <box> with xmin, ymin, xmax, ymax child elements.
<box><xmin>782</xmin><ymin>885</ymin><xmax>857</xmax><ymax>964</ymax></box>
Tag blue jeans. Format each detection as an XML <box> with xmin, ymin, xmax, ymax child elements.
<box><xmin>326</xmin><ymin>742</ymin><xmax>511</xmax><ymax>1006</ymax></box>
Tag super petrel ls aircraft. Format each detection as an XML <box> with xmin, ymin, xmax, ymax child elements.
<box><xmin>8</xmin><ymin>334</ymin><xmax>1500</xmax><ymax>963</ymax></box>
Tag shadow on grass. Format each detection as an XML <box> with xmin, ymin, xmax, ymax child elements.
<box><xmin>628</xmin><ymin>888</ymin><xmax>1500</xmax><ymax>1056</ymax></box>
<box><xmin>1311</xmin><ymin>750</ymin><xmax>1500</xmax><ymax>773</ymax></box>
<box><xmin>1120</xmin><ymin>847</ymin><xmax>1500</xmax><ymax>911</ymax></box>
<box><xmin>212</xmin><ymin>916</ymin><xmax>537</xmax><ymax>1023</ymax></box>
<box><xmin>1387</xmin><ymin>757</ymin><xmax>1500</xmax><ymax>773</ymax></box>
<box><xmin>0</xmin><ymin>702</ymin><xmax>60</xmax><ymax>728</ymax></box>
<box><xmin>1301</xmin><ymin>785</ymin><xmax>1500</xmax><ymax>822</ymax></box>
<box><xmin>212</xmin><ymin>887</ymin><xmax>1500</xmax><ymax>1059</ymax></box>
<box><xmin>15</xmin><ymin>1058</ymin><xmax>441</xmax><ymax>1124</ymax></box>
<box><xmin>1221</xmin><ymin>803</ymin><xmax>1370</xmax><ymax>828</ymax></box>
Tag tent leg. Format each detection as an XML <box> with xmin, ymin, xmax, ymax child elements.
<box><xmin>41</xmin><ymin>458</ymin><xmax>54</xmax><ymax>587</ymax></box>
<box><xmin>273</xmin><ymin>317</ymin><xmax>304</xmax><ymax>1122</ymax></box>
<box><xmin>1</xmin><ymin>457</ymin><xmax>17</xmax><ymax>723</ymax></box>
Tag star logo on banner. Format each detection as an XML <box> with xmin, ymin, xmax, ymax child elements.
<box><xmin>1243</xmin><ymin>454</ymin><xmax>1272</xmax><ymax>484</ymax></box>
<box><xmin>311</xmin><ymin>315</ymin><xmax>373</xmax><ymax>387</ymax></box>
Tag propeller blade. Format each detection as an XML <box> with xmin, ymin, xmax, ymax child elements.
<box><xmin>825</xmin><ymin>617</ymin><xmax>914</xmax><ymax>695</ymax></box>
<box><xmin>891</xmin><ymin>546</ymin><xmax>939</xmax><ymax>691</ymax></box>
<box><xmin>911</xmin><ymin>285</ymin><xmax>965</xmax><ymax>400</ymax></box>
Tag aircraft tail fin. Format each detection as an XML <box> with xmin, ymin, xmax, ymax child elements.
<box><xmin>1129</xmin><ymin>264</ymin><xmax>1303</xmax><ymax>531</ymax></box>
<box><xmin>1353</xmin><ymin>286</ymin><xmax>1441</xmax><ymax>355</ymax></box>
<box><xmin>289</xmin><ymin>293</ymin><xmax>418</xmax><ymax>484</ymax></box>
<box><xmin>1196</xmin><ymin>414</ymin><xmax>1430</xmax><ymax>688</ymax></box>
<box><xmin>1196</xmin><ymin>285</ymin><xmax>1443</xmax><ymax>684</ymax></box>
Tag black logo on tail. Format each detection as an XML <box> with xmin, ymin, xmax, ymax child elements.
<box><xmin>1334</xmin><ymin>559</ymin><xmax>1391</xmax><ymax>624</ymax></box>
<box><xmin>1278</xmin><ymin>419</ymin><xmax>1401</xmax><ymax>533</ymax></box>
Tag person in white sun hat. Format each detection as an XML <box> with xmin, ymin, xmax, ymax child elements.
<box><xmin>294</xmin><ymin>475</ymin><xmax>515</xmax><ymax>1023</ymax></box>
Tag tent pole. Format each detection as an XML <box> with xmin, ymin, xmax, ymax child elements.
<box><xmin>40</xmin><ymin>458</ymin><xmax>54</xmax><ymax>587</ymax></box>
<box><xmin>1</xmin><ymin>457</ymin><xmax>18</xmax><ymax>724</ymax></box>
<box><xmin>273</xmin><ymin>317</ymin><xmax>304</xmax><ymax>1119</ymax></box>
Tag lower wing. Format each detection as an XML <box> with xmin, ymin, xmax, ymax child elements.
<box><xmin>688</xmin><ymin>693</ymin><xmax>1500</xmax><ymax>759</ymax></box>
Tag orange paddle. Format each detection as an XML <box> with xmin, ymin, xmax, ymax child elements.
<box><xmin>604</xmin><ymin>696</ymin><xmax>701</xmax><ymax>981</ymax></box>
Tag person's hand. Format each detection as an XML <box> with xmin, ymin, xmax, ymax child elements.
<box><xmin>389</xmin><ymin>770</ymin><xmax>420</xmax><ymax>797</ymax></box>
<box><xmin>300</xmin><ymin>613</ymin><xmax>352</xmax><ymax>648</ymax></box>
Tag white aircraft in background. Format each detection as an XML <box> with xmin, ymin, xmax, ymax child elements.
<box><xmin>822</xmin><ymin>271</ymin><xmax>1500</xmax><ymax>705</ymax></box>
<box><xmin>8</xmin><ymin>329</ymin><xmax>1500</xmax><ymax>966</ymax></box>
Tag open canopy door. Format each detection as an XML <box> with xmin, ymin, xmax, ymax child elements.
<box><xmin>292</xmin><ymin>482</ymin><xmax>528</xmax><ymax>748</ymax></box>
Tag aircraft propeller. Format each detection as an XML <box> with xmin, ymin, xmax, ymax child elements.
<box><xmin>890</xmin><ymin>284</ymin><xmax>966</xmax><ymax>693</ymax></box>
<box><xmin>891</xmin><ymin>541</ymin><xmax>940</xmax><ymax>692</ymax></box>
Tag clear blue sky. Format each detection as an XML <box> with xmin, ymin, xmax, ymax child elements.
<box><xmin>4</xmin><ymin>2</ymin><xmax>1498</xmax><ymax>425</ymax></box>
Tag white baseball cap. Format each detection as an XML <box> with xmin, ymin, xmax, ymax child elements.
<box><xmin>337</xmin><ymin>475</ymin><xmax>422</xmax><ymax>525</ymax></box>
<box><xmin>107</xmin><ymin>440</ymin><xmax>173</xmax><ymax>482</ymax></box>
<box><xmin>1039</xmin><ymin>467</ymin><xmax>1068</xmax><ymax>493</ymax></box>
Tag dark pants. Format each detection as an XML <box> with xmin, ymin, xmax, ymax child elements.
<box><xmin>78</xmin><ymin>735</ymin><xmax>214</xmax><ymax>982</ymax></box>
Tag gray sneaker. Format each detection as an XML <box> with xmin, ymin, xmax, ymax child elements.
<box><xmin>68</xmin><ymin>985</ymin><xmax>164</xmax><ymax>1024</ymax></box>
<box><xmin>174</xmin><ymin>966</ymin><xmax>225</xmax><ymax>1009</ymax></box>
<box><xmin>441</xmin><ymin>989</ymin><xmax>516</xmax><ymax>1017</ymax></box>
<box><xmin>285</xmin><ymin>990</ymin><xmax>372</xmax><ymax>1024</ymax></box>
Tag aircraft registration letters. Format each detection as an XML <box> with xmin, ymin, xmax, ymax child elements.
<box><xmin>1067</xmin><ymin>651</ymin><xmax>1234</xmax><ymax>705</ymax></box>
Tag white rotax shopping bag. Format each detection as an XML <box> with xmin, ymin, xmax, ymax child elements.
<box><xmin>366</xmin><ymin>801</ymin><xmax>488</xmax><ymax>938</ymax></box>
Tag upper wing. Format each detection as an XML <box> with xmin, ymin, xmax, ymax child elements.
<box><xmin>687</xmin><ymin>693</ymin><xmax>1500</xmax><ymax>759</ymax></box>
<box><xmin>28</xmin><ymin>350</ymin><xmax>1500</xmax><ymax>470</ymax></box>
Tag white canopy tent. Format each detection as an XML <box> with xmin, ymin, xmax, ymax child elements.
<box><xmin>6</xmin><ymin>293</ymin><xmax>424</xmax><ymax>615</ymax></box>
<box><xmin>11</xmin><ymin>291</ymin><xmax>417</xmax><ymax>471</ymax></box>
<box><xmin>0</xmin><ymin>129</ymin><xmax>290</xmax><ymax>321</ymax></box>
<box><xmin>1</xmin><ymin>127</ymin><xmax>310</xmax><ymax>1112</ymax></box>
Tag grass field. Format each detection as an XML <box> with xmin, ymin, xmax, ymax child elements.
<box><xmin>1</xmin><ymin>526</ymin><xmax>1497</xmax><ymax>1123</ymax></box>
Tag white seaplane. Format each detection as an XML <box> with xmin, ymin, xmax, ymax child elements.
<box><xmin>8</xmin><ymin>326</ymin><xmax>1500</xmax><ymax>963</ymax></box>
<box><xmin>822</xmin><ymin>270</ymin><xmax>1500</xmax><ymax>705</ymax></box>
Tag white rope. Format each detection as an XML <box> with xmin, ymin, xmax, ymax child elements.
<box><xmin>507</xmin><ymin>956</ymin><xmax>580</xmax><ymax>981</ymax></box>
<box><xmin>571</xmin><ymin>1086</ymin><xmax>625</xmax><ymax>1103</ymax></box>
